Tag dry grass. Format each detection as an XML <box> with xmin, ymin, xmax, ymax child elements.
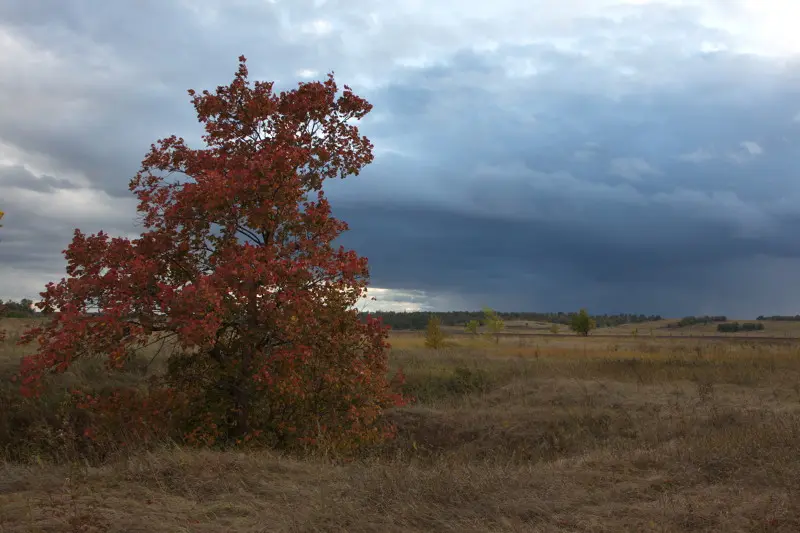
<box><xmin>2</xmin><ymin>318</ymin><xmax>800</xmax><ymax>531</ymax></box>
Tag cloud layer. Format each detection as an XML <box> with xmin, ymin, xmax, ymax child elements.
<box><xmin>2</xmin><ymin>0</ymin><xmax>800</xmax><ymax>316</ymax></box>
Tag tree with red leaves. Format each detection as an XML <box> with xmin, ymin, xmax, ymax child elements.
<box><xmin>18</xmin><ymin>56</ymin><xmax>406</xmax><ymax>451</ymax></box>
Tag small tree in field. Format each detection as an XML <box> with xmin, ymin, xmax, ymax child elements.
<box><xmin>570</xmin><ymin>308</ymin><xmax>596</xmax><ymax>336</ymax></box>
<box><xmin>549</xmin><ymin>324</ymin><xmax>559</xmax><ymax>335</ymax></box>
<box><xmin>424</xmin><ymin>315</ymin><xmax>446</xmax><ymax>349</ymax></box>
<box><xmin>16</xmin><ymin>56</ymin><xmax>407</xmax><ymax>452</ymax></box>
<box><xmin>482</xmin><ymin>307</ymin><xmax>504</xmax><ymax>343</ymax></box>
<box><xmin>464</xmin><ymin>319</ymin><xmax>480</xmax><ymax>335</ymax></box>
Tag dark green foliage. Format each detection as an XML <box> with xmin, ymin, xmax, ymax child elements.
<box><xmin>757</xmin><ymin>315</ymin><xmax>800</xmax><ymax>321</ymax></box>
<box><xmin>717</xmin><ymin>322</ymin><xmax>765</xmax><ymax>333</ymax></box>
<box><xmin>464</xmin><ymin>320</ymin><xmax>480</xmax><ymax>334</ymax></box>
<box><xmin>668</xmin><ymin>316</ymin><xmax>727</xmax><ymax>329</ymax></box>
<box><xmin>570</xmin><ymin>308</ymin><xmax>596</xmax><ymax>336</ymax></box>
<box><xmin>1</xmin><ymin>299</ymin><xmax>38</xmax><ymax>318</ymax></box>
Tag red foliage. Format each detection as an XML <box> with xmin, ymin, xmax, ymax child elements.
<box><xmin>17</xmin><ymin>56</ymin><xmax>407</xmax><ymax>451</ymax></box>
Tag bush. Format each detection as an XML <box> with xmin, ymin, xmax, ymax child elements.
<box><xmin>717</xmin><ymin>322</ymin><xmax>765</xmax><ymax>333</ymax></box>
<box><xmin>669</xmin><ymin>315</ymin><xmax>728</xmax><ymax>328</ymax></box>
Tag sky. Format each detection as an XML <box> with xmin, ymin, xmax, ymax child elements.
<box><xmin>1</xmin><ymin>0</ymin><xmax>800</xmax><ymax>317</ymax></box>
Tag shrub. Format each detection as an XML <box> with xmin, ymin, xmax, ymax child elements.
<box><xmin>669</xmin><ymin>315</ymin><xmax>728</xmax><ymax>328</ymax></box>
<box><xmin>464</xmin><ymin>319</ymin><xmax>480</xmax><ymax>335</ymax></box>
<box><xmin>717</xmin><ymin>322</ymin><xmax>765</xmax><ymax>333</ymax></box>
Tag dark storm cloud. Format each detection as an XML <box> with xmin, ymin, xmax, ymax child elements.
<box><xmin>1</xmin><ymin>0</ymin><xmax>800</xmax><ymax>315</ymax></box>
<box><xmin>326</xmin><ymin>34</ymin><xmax>800</xmax><ymax>315</ymax></box>
<box><xmin>334</xmin><ymin>203</ymin><xmax>800</xmax><ymax>316</ymax></box>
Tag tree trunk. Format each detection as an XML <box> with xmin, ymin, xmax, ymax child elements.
<box><xmin>229</xmin><ymin>346</ymin><xmax>253</xmax><ymax>439</ymax></box>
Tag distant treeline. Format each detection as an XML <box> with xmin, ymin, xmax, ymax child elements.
<box><xmin>756</xmin><ymin>315</ymin><xmax>800</xmax><ymax>321</ymax></box>
<box><xmin>717</xmin><ymin>322</ymin><xmax>765</xmax><ymax>333</ymax></box>
<box><xmin>666</xmin><ymin>316</ymin><xmax>728</xmax><ymax>328</ymax></box>
<box><xmin>359</xmin><ymin>311</ymin><xmax>662</xmax><ymax>331</ymax></box>
<box><xmin>0</xmin><ymin>299</ymin><xmax>39</xmax><ymax>318</ymax></box>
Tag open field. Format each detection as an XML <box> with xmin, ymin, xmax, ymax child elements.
<box><xmin>440</xmin><ymin>318</ymin><xmax>800</xmax><ymax>340</ymax></box>
<box><xmin>2</xmin><ymin>318</ymin><xmax>800</xmax><ymax>531</ymax></box>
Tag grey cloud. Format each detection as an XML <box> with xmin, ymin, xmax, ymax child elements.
<box><xmin>608</xmin><ymin>158</ymin><xmax>661</xmax><ymax>181</ymax></box>
<box><xmin>0</xmin><ymin>165</ymin><xmax>79</xmax><ymax>192</ymax></box>
<box><xmin>0</xmin><ymin>203</ymin><xmax>139</xmax><ymax>271</ymax></box>
<box><xmin>676</xmin><ymin>148</ymin><xmax>715</xmax><ymax>163</ymax></box>
<box><xmin>2</xmin><ymin>0</ymin><xmax>800</xmax><ymax>316</ymax></box>
<box><xmin>740</xmin><ymin>141</ymin><xmax>764</xmax><ymax>155</ymax></box>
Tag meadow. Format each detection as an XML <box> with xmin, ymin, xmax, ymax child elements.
<box><xmin>2</xmin><ymin>317</ymin><xmax>800</xmax><ymax>532</ymax></box>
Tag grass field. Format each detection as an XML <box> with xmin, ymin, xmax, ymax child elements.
<box><xmin>440</xmin><ymin>318</ymin><xmax>800</xmax><ymax>339</ymax></box>
<box><xmin>2</xmin><ymin>318</ymin><xmax>800</xmax><ymax>532</ymax></box>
